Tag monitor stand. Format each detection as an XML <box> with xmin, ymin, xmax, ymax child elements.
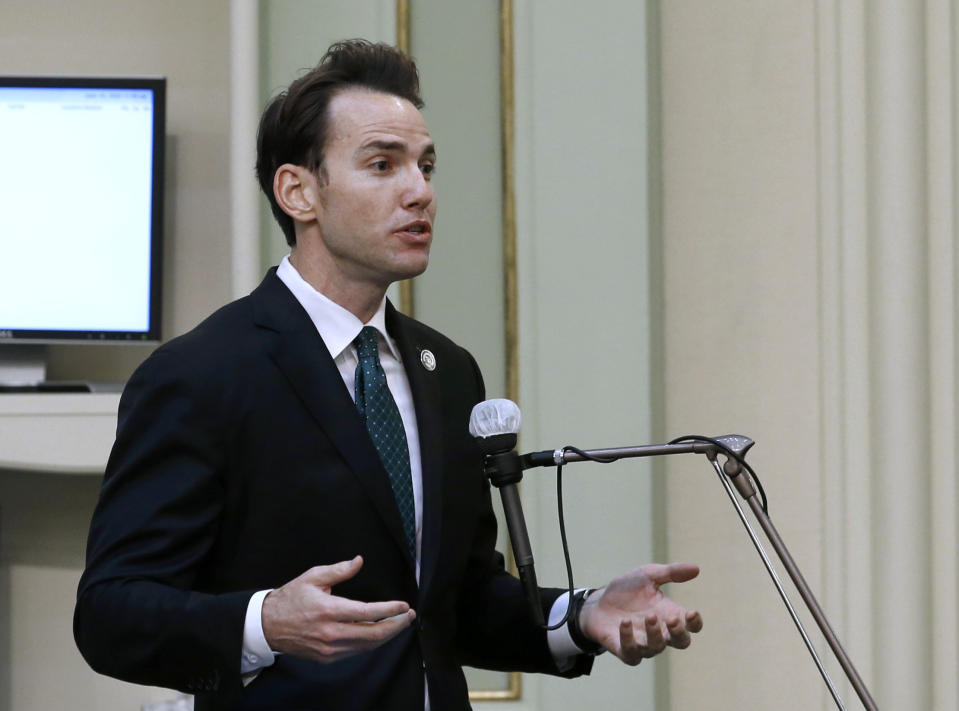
<box><xmin>0</xmin><ymin>344</ymin><xmax>123</xmax><ymax>392</ymax></box>
<box><xmin>0</xmin><ymin>345</ymin><xmax>47</xmax><ymax>387</ymax></box>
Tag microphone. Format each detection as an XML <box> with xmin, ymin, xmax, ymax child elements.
<box><xmin>469</xmin><ymin>399</ymin><xmax>545</xmax><ymax>627</ymax></box>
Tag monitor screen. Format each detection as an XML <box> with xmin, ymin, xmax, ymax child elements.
<box><xmin>0</xmin><ymin>76</ymin><xmax>165</xmax><ymax>343</ymax></box>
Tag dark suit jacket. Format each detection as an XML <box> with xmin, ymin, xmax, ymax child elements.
<box><xmin>74</xmin><ymin>270</ymin><xmax>590</xmax><ymax>710</ymax></box>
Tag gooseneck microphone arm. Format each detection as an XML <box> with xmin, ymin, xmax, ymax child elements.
<box><xmin>520</xmin><ymin>435</ymin><xmax>878</xmax><ymax>711</ymax></box>
<box><xmin>521</xmin><ymin>440</ymin><xmax>722</xmax><ymax>469</ymax></box>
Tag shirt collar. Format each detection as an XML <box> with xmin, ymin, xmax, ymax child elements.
<box><xmin>275</xmin><ymin>255</ymin><xmax>400</xmax><ymax>361</ymax></box>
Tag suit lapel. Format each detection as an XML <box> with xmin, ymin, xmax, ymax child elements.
<box><xmin>387</xmin><ymin>303</ymin><xmax>445</xmax><ymax>596</ymax></box>
<box><xmin>250</xmin><ymin>272</ymin><xmax>414</xmax><ymax>568</ymax></box>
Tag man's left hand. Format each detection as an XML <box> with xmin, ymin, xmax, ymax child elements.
<box><xmin>578</xmin><ymin>563</ymin><xmax>703</xmax><ymax>665</ymax></box>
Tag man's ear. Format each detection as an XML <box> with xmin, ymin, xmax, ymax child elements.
<box><xmin>273</xmin><ymin>164</ymin><xmax>319</xmax><ymax>222</ymax></box>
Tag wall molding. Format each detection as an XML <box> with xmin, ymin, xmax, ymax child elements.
<box><xmin>229</xmin><ymin>0</ymin><xmax>261</xmax><ymax>299</ymax></box>
<box><xmin>923</xmin><ymin>1</ymin><xmax>959</xmax><ymax>708</ymax></box>
<box><xmin>815</xmin><ymin>0</ymin><xmax>958</xmax><ymax>707</ymax></box>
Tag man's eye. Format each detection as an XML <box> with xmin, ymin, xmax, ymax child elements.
<box><xmin>373</xmin><ymin>160</ymin><xmax>390</xmax><ymax>171</ymax></box>
<box><xmin>421</xmin><ymin>163</ymin><xmax>436</xmax><ymax>177</ymax></box>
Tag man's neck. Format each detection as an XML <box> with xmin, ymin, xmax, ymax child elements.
<box><xmin>288</xmin><ymin>251</ymin><xmax>386</xmax><ymax>324</ymax></box>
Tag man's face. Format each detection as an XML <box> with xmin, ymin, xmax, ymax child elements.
<box><xmin>308</xmin><ymin>88</ymin><xmax>437</xmax><ymax>291</ymax></box>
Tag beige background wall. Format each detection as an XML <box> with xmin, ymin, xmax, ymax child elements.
<box><xmin>659</xmin><ymin>2</ymin><xmax>826</xmax><ymax>708</ymax></box>
<box><xmin>660</xmin><ymin>1</ymin><xmax>959</xmax><ymax>709</ymax></box>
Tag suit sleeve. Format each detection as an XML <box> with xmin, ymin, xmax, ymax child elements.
<box><xmin>73</xmin><ymin>348</ymin><xmax>251</xmax><ymax>696</ymax></box>
<box><xmin>451</xmin><ymin>348</ymin><xmax>594</xmax><ymax>678</ymax></box>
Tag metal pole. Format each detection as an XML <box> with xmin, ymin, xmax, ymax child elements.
<box><xmin>706</xmin><ymin>457</ymin><xmax>847</xmax><ymax>709</ymax></box>
<box><xmin>740</xmin><ymin>490</ymin><xmax>879</xmax><ymax>710</ymax></box>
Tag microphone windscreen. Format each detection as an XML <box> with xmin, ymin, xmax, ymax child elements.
<box><xmin>469</xmin><ymin>399</ymin><xmax>522</xmax><ymax>438</ymax></box>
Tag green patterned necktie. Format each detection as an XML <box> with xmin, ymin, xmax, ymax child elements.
<box><xmin>353</xmin><ymin>326</ymin><xmax>416</xmax><ymax>560</ymax></box>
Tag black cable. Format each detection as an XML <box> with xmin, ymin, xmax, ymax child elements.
<box><xmin>667</xmin><ymin>434</ymin><xmax>769</xmax><ymax>514</ymax></box>
<box><xmin>544</xmin><ymin>446</ymin><xmax>616</xmax><ymax>631</ymax></box>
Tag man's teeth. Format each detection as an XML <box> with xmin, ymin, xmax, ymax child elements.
<box><xmin>408</xmin><ymin>225</ymin><xmax>425</xmax><ymax>233</ymax></box>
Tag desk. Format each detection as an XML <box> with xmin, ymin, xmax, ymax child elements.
<box><xmin>0</xmin><ymin>393</ymin><xmax>120</xmax><ymax>474</ymax></box>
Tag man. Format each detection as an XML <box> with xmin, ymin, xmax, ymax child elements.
<box><xmin>74</xmin><ymin>40</ymin><xmax>702</xmax><ymax>710</ymax></box>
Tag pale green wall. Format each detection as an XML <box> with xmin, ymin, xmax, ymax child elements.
<box><xmin>409</xmin><ymin>0</ymin><xmax>507</xmax><ymax>402</ymax></box>
<box><xmin>514</xmin><ymin>2</ymin><xmax>658</xmax><ymax>710</ymax></box>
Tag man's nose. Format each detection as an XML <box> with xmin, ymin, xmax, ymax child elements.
<box><xmin>402</xmin><ymin>166</ymin><xmax>434</xmax><ymax>209</ymax></box>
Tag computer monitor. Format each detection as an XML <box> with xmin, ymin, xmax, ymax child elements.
<box><xmin>0</xmin><ymin>76</ymin><xmax>165</xmax><ymax>386</ymax></box>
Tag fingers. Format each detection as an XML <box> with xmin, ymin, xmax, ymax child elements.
<box><xmin>614</xmin><ymin>609</ymin><xmax>702</xmax><ymax>665</ymax></box>
<box><xmin>265</xmin><ymin>599</ymin><xmax>415</xmax><ymax>662</ymax></box>
<box><xmin>299</xmin><ymin>557</ymin><xmax>412</xmax><ymax>621</ymax></box>
<box><xmin>618</xmin><ymin>618</ymin><xmax>641</xmax><ymax>665</ymax></box>
<box><xmin>303</xmin><ymin>555</ymin><xmax>366</xmax><ymax>590</ymax></box>
<box><xmin>327</xmin><ymin>609</ymin><xmax>416</xmax><ymax>649</ymax></box>
<box><xmin>644</xmin><ymin>562</ymin><xmax>700</xmax><ymax>586</ymax></box>
<box><xmin>644</xmin><ymin>613</ymin><xmax>666</xmax><ymax>652</ymax></box>
<box><xmin>666</xmin><ymin>614</ymin><xmax>692</xmax><ymax>649</ymax></box>
<box><xmin>686</xmin><ymin>609</ymin><xmax>704</xmax><ymax>634</ymax></box>
<box><xmin>617</xmin><ymin>614</ymin><xmax>667</xmax><ymax>666</ymax></box>
<box><xmin>298</xmin><ymin>608</ymin><xmax>416</xmax><ymax>663</ymax></box>
<box><xmin>667</xmin><ymin>563</ymin><xmax>700</xmax><ymax>583</ymax></box>
<box><xmin>300</xmin><ymin>558</ymin><xmax>412</xmax><ymax>626</ymax></box>
<box><xmin>661</xmin><ymin>608</ymin><xmax>703</xmax><ymax>650</ymax></box>
<box><xmin>327</xmin><ymin>595</ymin><xmax>411</xmax><ymax>623</ymax></box>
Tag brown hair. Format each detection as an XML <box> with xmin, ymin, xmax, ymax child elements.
<box><xmin>255</xmin><ymin>39</ymin><xmax>424</xmax><ymax>246</ymax></box>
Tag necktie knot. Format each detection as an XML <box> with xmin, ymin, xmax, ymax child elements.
<box><xmin>354</xmin><ymin>326</ymin><xmax>380</xmax><ymax>362</ymax></box>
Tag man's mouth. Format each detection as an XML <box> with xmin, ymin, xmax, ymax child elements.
<box><xmin>397</xmin><ymin>220</ymin><xmax>431</xmax><ymax>236</ymax></box>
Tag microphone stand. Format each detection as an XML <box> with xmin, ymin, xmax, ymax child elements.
<box><xmin>520</xmin><ymin>436</ymin><xmax>878</xmax><ymax>711</ymax></box>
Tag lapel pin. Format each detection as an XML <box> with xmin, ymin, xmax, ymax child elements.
<box><xmin>420</xmin><ymin>349</ymin><xmax>436</xmax><ymax>371</ymax></box>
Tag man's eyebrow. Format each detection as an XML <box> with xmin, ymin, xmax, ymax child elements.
<box><xmin>356</xmin><ymin>140</ymin><xmax>437</xmax><ymax>159</ymax></box>
<box><xmin>357</xmin><ymin>140</ymin><xmax>405</xmax><ymax>154</ymax></box>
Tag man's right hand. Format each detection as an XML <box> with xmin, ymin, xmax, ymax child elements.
<box><xmin>261</xmin><ymin>555</ymin><xmax>415</xmax><ymax>663</ymax></box>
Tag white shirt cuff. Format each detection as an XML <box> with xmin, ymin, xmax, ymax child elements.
<box><xmin>241</xmin><ymin>589</ymin><xmax>277</xmax><ymax>678</ymax></box>
<box><xmin>546</xmin><ymin>589</ymin><xmax>589</xmax><ymax>670</ymax></box>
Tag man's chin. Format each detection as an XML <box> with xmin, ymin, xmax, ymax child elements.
<box><xmin>392</xmin><ymin>253</ymin><xmax>430</xmax><ymax>281</ymax></box>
